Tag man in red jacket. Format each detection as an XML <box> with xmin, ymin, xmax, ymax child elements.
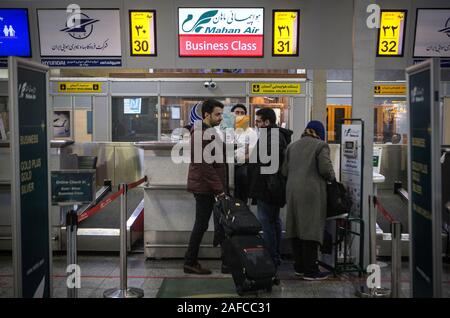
<box><xmin>184</xmin><ymin>99</ymin><xmax>227</xmax><ymax>274</ymax></box>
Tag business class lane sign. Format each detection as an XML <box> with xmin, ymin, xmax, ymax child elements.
<box><xmin>178</xmin><ymin>8</ymin><xmax>264</xmax><ymax>57</ymax></box>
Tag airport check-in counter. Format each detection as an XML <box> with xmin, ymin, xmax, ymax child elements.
<box><xmin>135</xmin><ymin>141</ymin><xmax>221</xmax><ymax>258</ymax></box>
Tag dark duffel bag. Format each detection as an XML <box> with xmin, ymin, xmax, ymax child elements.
<box><xmin>327</xmin><ymin>179</ymin><xmax>353</xmax><ymax>218</ymax></box>
<box><xmin>214</xmin><ymin>197</ymin><xmax>261</xmax><ymax>237</ymax></box>
<box><xmin>222</xmin><ymin>235</ymin><xmax>277</xmax><ymax>296</ymax></box>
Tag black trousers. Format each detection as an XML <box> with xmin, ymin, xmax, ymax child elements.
<box><xmin>291</xmin><ymin>238</ymin><xmax>319</xmax><ymax>275</ymax></box>
<box><xmin>234</xmin><ymin>164</ymin><xmax>249</xmax><ymax>202</ymax></box>
<box><xmin>185</xmin><ymin>193</ymin><xmax>215</xmax><ymax>266</ymax></box>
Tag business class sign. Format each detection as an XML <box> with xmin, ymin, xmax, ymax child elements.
<box><xmin>178</xmin><ymin>8</ymin><xmax>264</xmax><ymax>57</ymax></box>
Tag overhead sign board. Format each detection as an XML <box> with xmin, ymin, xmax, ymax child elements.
<box><xmin>272</xmin><ymin>10</ymin><xmax>299</xmax><ymax>56</ymax></box>
<box><xmin>251</xmin><ymin>83</ymin><xmax>301</xmax><ymax>94</ymax></box>
<box><xmin>129</xmin><ymin>11</ymin><xmax>156</xmax><ymax>56</ymax></box>
<box><xmin>178</xmin><ymin>8</ymin><xmax>264</xmax><ymax>57</ymax></box>
<box><xmin>374</xmin><ymin>84</ymin><xmax>406</xmax><ymax>95</ymax></box>
<box><xmin>414</xmin><ymin>9</ymin><xmax>450</xmax><ymax>58</ymax></box>
<box><xmin>37</xmin><ymin>9</ymin><xmax>122</xmax><ymax>57</ymax></box>
<box><xmin>58</xmin><ymin>82</ymin><xmax>102</xmax><ymax>93</ymax></box>
<box><xmin>0</xmin><ymin>9</ymin><xmax>32</xmax><ymax>57</ymax></box>
<box><xmin>51</xmin><ymin>170</ymin><xmax>96</xmax><ymax>205</ymax></box>
<box><xmin>377</xmin><ymin>10</ymin><xmax>407</xmax><ymax>57</ymax></box>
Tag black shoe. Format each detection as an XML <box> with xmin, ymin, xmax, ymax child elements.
<box><xmin>221</xmin><ymin>264</ymin><xmax>230</xmax><ymax>274</ymax></box>
<box><xmin>183</xmin><ymin>263</ymin><xmax>212</xmax><ymax>275</ymax></box>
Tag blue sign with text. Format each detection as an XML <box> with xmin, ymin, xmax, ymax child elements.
<box><xmin>0</xmin><ymin>9</ymin><xmax>31</xmax><ymax>57</ymax></box>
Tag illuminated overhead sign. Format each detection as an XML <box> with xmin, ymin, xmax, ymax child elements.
<box><xmin>0</xmin><ymin>9</ymin><xmax>32</xmax><ymax>57</ymax></box>
<box><xmin>272</xmin><ymin>10</ymin><xmax>299</xmax><ymax>56</ymax></box>
<box><xmin>374</xmin><ymin>84</ymin><xmax>406</xmax><ymax>95</ymax></box>
<box><xmin>414</xmin><ymin>9</ymin><xmax>450</xmax><ymax>58</ymax></box>
<box><xmin>377</xmin><ymin>10</ymin><xmax>407</xmax><ymax>57</ymax></box>
<box><xmin>251</xmin><ymin>83</ymin><xmax>301</xmax><ymax>94</ymax></box>
<box><xmin>130</xmin><ymin>11</ymin><xmax>156</xmax><ymax>56</ymax></box>
<box><xmin>178</xmin><ymin>8</ymin><xmax>264</xmax><ymax>57</ymax></box>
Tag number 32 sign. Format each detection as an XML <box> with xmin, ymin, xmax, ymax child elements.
<box><xmin>272</xmin><ymin>10</ymin><xmax>300</xmax><ymax>56</ymax></box>
<box><xmin>377</xmin><ymin>10</ymin><xmax>407</xmax><ymax>57</ymax></box>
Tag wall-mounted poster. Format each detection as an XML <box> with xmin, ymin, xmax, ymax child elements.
<box><xmin>377</xmin><ymin>10</ymin><xmax>407</xmax><ymax>57</ymax></box>
<box><xmin>413</xmin><ymin>9</ymin><xmax>450</xmax><ymax>58</ymax></box>
<box><xmin>178</xmin><ymin>8</ymin><xmax>264</xmax><ymax>57</ymax></box>
<box><xmin>53</xmin><ymin>111</ymin><xmax>71</xmax><ymax>138</ymax></box>
<box><xmin>0</xmin><ymin>9</ymin><xmax>32</xmax><ymax>57</ymax></box>
<box><xmin>272</xmin><ymin>10</ymin><xmax>300</xmax><ymax>56</ymax></box>
<box><xmin>37</xmin><ymin>9</ymin><xmax>122</xmax><ymax>57</ymax></box>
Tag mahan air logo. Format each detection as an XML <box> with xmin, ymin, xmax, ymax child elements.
<box><xmin>438</xmin><ymin>17</ymin><xmax>450</xmax><ymax>38</ymax></box>
<box><xmin>60</xmin><ymin>11</ymin><xmax>99</xmax><ymax>40</ymax></box>
<box><xmin>182</xmin><ymin>10</ymin><xmax>218</xmax><ymax>33</ymax></box>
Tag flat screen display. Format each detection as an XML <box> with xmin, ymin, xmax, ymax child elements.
<box><xmin>124</xmin><ymin>98</ymin><xmax>142</xmax><ymax>114</ymax></box>
<box><xmin>0</xmin><ymin>9</ymin><xmax>31</xmax><ymax>57</ymax></box>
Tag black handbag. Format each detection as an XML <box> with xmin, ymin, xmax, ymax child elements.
<box><xmin>327</xmin><ymin>179</ymin><xmax>352</xmax><ymax>218</ymax></box>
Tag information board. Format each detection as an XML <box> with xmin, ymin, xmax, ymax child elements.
<box><xmin>272</xmin><ymin>10</ymin><xmax>299</xmax><ymax>56</ymax></box>
<box><xmin>377</xmin><ymin>10</ymin><xmax>407</xmax><ymax>57</ymax></box>
<box><xmin>130</xmin><ymin>11</ymin><xmax>156</xmax><ymax>56</ymax></box>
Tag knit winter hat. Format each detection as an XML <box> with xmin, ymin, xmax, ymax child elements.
<box><xmin>306</xmin><ymin>120</ymin><xmax>325</xmax><ymax>141</ymax></box>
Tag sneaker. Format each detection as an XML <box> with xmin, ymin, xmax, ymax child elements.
<box><xmin>294</xmin><ymin>271</ymin><xmax>304</xmax><ymax>277</ymax></box>
<box><xmin>302</xmin><ymin>271</ymin><xmax>329</xmax><ymax>281</ymax></box>
<box><xmin>183</xmin><ymin>263</ymin><xmax>212</xmax><ymax>275</ymax></box>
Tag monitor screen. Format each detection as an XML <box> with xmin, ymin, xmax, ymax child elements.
<box><xmin>0</xmin><ymin>9</ymin><xmax>31</xmax><ymax>57</ymax></box>
<box><xmin>171</xmin><ymin>106</ymin><xmax>181</xmax><ymax>120</ymax></box>
<box><xmin>124</xmin><ymin>98</ymin><xmax>142</xmax><ymax>114</ymax></box>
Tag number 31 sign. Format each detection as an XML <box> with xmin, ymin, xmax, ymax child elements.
<box><xmin>272</xmin><ymin>10</ymin><xmax>300</xmax><ymax>56</ymax></box>
<box><xmin>377</xmin><ymin>10</ymin><xmax>407</xmax><ymax>57</ymax></box>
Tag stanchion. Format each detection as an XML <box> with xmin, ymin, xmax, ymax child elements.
<box><xmin>103</xmin><ymin>183</ymin><xmax>144</xmax><ymax>298</ymax></box>
<box><xmin>66</xmin><ymin>208</ymin><xmax>78</xmax><ymax>298</ymax></box>
<box><xmin>355</xmin><ymin>195</ymin><xmax>390</xmax><ymax>298</ymax></box>
<box><xmin>391</xmin><ymin>221</ymin><xmax>402</xmax><ymax>298</ymax></box>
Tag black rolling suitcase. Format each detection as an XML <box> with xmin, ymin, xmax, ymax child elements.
<box><xmin>214</xmin><ymin>197</ymin><xmax>277</xmax><ymax>296</ymax></box>
<box><xmin>222</xmin><ymin>235</ymin><xmax>277</xmax><ymax>295</ymax></box>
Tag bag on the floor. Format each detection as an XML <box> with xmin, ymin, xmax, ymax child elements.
<box><xmin>214</xmin><ymin>197</ymin><xmax>261</xmax><ymax>237</ymax></box>
<box><xmin>222</xmin><ymin>235</ymin><xmax>276</xmax><ymax>295</ymax></box>
<box><xmin>327</xmin><ymin>179</ymin><xmax>352</xmax><ymax>217</ymax></box>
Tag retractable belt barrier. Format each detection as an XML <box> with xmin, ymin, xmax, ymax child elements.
<box><xmin>77</xmin><ymin>176</ymin><xmax>147</xmax><ymax>223</ymax></box>
<box><xmin>369</xmin><ymin>195</ymin><xmax>402</xmax><ymax>298</ymax></box>
<box><xmin>373</xmin><ymin>196</ymin><xmax>396</xmax><ymax>224</ymax></box>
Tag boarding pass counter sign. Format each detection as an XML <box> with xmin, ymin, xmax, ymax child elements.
<box><xmin>130</xmin><ymin>11</ymin><xmax>156</xmax><ymax>56</ymax></box>
<box><xmin>178</xmin><ymin>8</ymin><xmax>264</xmax><ymax>57</ymax></box>
<box><xmin>251</xmin><ymin>83</ymin><xmax>301</xmax><ymax>94</ymax></box>
<box><xmin>377</xmin><ymin>10</ymin><xmax>407</xmax><ymax>57</ymax></box>
<box><xmin>272</xmin><ymin>10</ymin><xmax>299</xmax><ymax>56</ymax></box>
<box><xmin>58</xmin><ymin>82</ymin><xmax>102</xmax><ymax>93</ymax></box>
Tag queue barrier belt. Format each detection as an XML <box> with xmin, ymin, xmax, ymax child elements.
<box><xmin>77</xmin><ymin>176</ymin><xmax>147</xmax><ymax>223</ymax></box>
<box><xmin>373</xmin><ymin>196</ymin><xmax>396</xmax><ymax>224</ymax></box>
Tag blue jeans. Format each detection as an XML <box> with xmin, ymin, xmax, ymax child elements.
<box><xmin>257</xmin><ymin>200</ymin><xmax>282</xmax><ymax>266</ymax></box>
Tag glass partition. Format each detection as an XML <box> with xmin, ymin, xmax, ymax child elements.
<box><xmin>160</xmin><ymin>97</ymin><xmax>246</xmax><ymax>141</ymax></box>
<box><xmin>112</xmin><ymin>96</ymin><xmax>158</xmax><ymax>142</ymax></box>
<box><xmin>373</xmin><ymin>98</ymin><xmax>407</xmax><ymax>144</ymax></box>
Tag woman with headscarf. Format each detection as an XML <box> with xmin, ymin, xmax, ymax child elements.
<box><xmin>281</xmin><ymin>120</ymin><xmax>336</xmax><ymax>280</ymax></box>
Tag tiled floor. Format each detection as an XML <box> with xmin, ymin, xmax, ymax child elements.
<box><xmin>0</xmin><ymin>252</ymin><xmax>448</xmax><ymax>298</ymax></box>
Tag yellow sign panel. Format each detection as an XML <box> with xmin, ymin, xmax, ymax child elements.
<box><xmin>58</xmin><ymin>82</ymin><xmax>102</xmax><ymax>93</ymax></box>
<box><xmin>272</xmin><ymin>10</ymin><xmax>299</xmax><ymax>56</ymax></box>
<box><xmin>251</xmin><ymin>83</ymin><xmax>301</xmax><ymax>94</ymax></box>
<box><xmin>374</xmin><ymin>85</ymin><xmax>406</xmax><ymax>95</ymax></box>
<box><xmin>377</xmin><ymin>11</ymin><xmax>407</xmax><ymax>56</ymax></box>
<box><xmin>130</xmin><ymin>11</ymin><xmax>156</xmax><ymax>56</ymax></box>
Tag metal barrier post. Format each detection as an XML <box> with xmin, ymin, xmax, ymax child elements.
<box><xmin>66</xmin><ymin>208</ymin><xmax>78</xmax><ymax>298</ymax></box>
<box><xmin>369</xmin><ymin>195</ymin><xmax>377</xmax><ymax>265</ymax></box>
<box><xmin>104</xmin><ymin>183</ymin><xmax>144</xmax><ymax>298</ymax></box>
<box><xmin>391</xmin><ymin>221</ymin><xmax>402</xmax><ymax>298</ymax></box>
